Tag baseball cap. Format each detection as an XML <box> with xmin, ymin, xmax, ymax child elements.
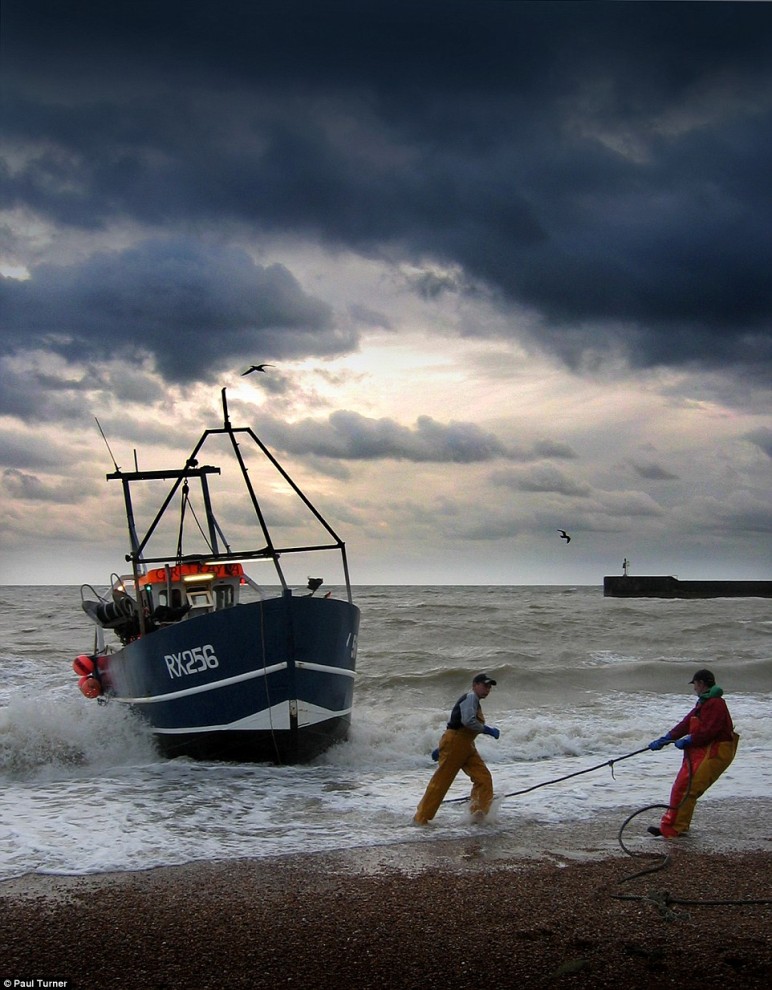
<box><xmin>473</xmin><ymin>673</ymin><xmax>497</xmax><ymax>686</ymax></box>
<box><xmin>689</xmin><ymin>668</ymin><xmax>715</xmax><ymax>686</ymax></box>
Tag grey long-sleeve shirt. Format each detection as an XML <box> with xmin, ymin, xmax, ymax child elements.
<box><xmin>447</xmin><ymin>691</ymin><xmax>485</xmax><ymax>733</ymax></box>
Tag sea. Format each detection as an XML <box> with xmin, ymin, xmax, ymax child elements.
<box><xmin>0</xmin><ymin>584</ymin><xmax>770</xmax><ymax>881</ymax></box>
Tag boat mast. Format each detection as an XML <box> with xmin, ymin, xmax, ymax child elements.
<box><xmin>228</xmin><ymin>408</ymin><xmax>355</xmax><ymax>605</ymax></box>
<box><xmin>106</xmin><ymin>390</ymin><xmax>354</xmax><ymax>607</ymax></box>
<box><xmin>220</xmin><ymin>389</ymin><xmax>289</xmax><ymax>591</ymax></box>
<box><xmin>199</xmin><ymin>472</ymin><xmax>220</xmax><ymax>556</ymax></box>
<box><xmin>116</xmin><ymin>473</ymin><xmax>147</xmax><ymax>635</ymax></box>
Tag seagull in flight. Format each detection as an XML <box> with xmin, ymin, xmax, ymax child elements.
<box><xmin>557</xmin><ymin>529</ymin><xmax>571</xmax><ymax>543</ymax></box>
<box><xmin>241</xmin><ymin>364</ymin><xmax>274</xmax><ymax>376</ymax></box>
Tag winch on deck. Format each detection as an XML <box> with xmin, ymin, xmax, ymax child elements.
<box><xmin>81</xmin><ymin>561</ymin><xmax>248</xmax><ymax>645</ymax></box>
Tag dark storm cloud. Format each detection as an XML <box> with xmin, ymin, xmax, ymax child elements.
<box><xmin>698</xmin><ymin>492</ymin><xmax>772</xmax><ymax>535</ymax></box>
<box><xmin>490</xmin><ymin>465</ymin><xmax>592</xmax><ymax>498</ymax></box>
<box><xmin>0</xmin><ymin>361</ymin><xmax>100</xmax><ymax>422</ymax></box>
<box><xmin>743</xmin><ymin>427</ymin><xmax>772</xmax><ymax>459</ymax></box>
<box><xmin>0</xmin><ymin>241</ymin><xmax>351</xmax><ymax>382</ymax></box>
<box><xmin>2</xmin><ymin>1</ymin><xmax>772</xmax><ymax>375</ymax></box>
<box><xmin>257</xmin><ymin>410</ymin><xmax>573</xmax><ymax>464</ymax></box>
<box><xmin>531</xmin><ymin>440</ymin><xmax>576</xmax><ymax>461</ymax></box>
<box><xmin>0</xmin><ymin>428</ymin><xmax>66</xmax><ymax>469</ymax></box>
<box><xmin>347</xmin><ymin>304</ymin><xmax>393</xmax><ymax>332</ymax></box>
<box><xmin>1</xmin><ymin>467</ymin><xmax>85</xmax><ymax>504</ymax></box>
<box><xmin>0</xmin><ymin>358</ymin><xmax>167</xmax><ymax>422</ymax></box>
<box><xmin>629</xmin><ymin>460</ymin><xmax>680</xmax><ymax>481</ymax></box>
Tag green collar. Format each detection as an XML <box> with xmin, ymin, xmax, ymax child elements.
<box><xmin>699</xmin><ymin>685</ymin><xmax>723</xmax><ymax>701</ymax></box>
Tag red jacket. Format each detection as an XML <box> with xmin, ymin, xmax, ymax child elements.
<box><xmin>669</xmin><ymin>692</ymin><xmax>734</xmax><ymax>748</ymax></box>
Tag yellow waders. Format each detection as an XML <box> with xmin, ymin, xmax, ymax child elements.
<box><xmin>413</xmin><ymin>726</ymin><xmax>493</xmax><ymax>824</ymax></box>
<box><xmin>660</xmin><ymin>732</ymin><xmax>739</xmax><ymax>837</ymax></box>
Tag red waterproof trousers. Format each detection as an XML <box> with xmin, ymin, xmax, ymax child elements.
<box><xmin>414</xmin><ymin>727</ymin><xmax>493</xmax><ymax>824</ymax></box>
<box><xmin>659</xmin><ymin>731</ymin><xmax>739</xmax><ymax>837</ymax></box>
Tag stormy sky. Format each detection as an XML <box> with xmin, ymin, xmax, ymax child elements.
<box><xmin>1</xmin><ymin>0</ymin><xmax>770</xmax><ymax>585</ymax></box>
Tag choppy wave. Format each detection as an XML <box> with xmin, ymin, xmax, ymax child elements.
<box><xmin>0</xmin><ymin>584</ymin><xmax>770</xmax><ymax>879</ymax></box>
<box><xmin>0</xmin><ymin>691</ymin><xmax>158</xmax><ymax>779</ymax></box>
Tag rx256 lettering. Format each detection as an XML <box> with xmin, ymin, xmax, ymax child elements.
<box><xmin>164</xmin><ymin>644</ymin><xmax>219</xmax><ymax>678</ymax></box>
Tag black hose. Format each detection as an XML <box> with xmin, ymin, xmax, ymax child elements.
<box><xmin>614</xmin><ymin>743</ymin><xmax>693</xmax><ymax>881</ymax></box>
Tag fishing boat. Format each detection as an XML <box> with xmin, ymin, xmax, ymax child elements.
<box><xmin>75</xmin><ymin>389</ymin><xmax>360</xmax><ymax>763</ymax></box>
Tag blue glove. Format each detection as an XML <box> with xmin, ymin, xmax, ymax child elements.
<box><xmin>431</xmin><ymin>748</ymin><xmax>440</xmax><ymax>762</ymax></box>
<box><xmin>483</xmin><ymin>725</ymin><xmax>500</xmax><ymax>739</ymax></box>
<box><xmin>648</xmin><ymin>735</ymin><xmax>671</xmax><ymax>751</ymax></box>
<box><xmin>674</xmin><ymin>735</ymin><xmax>692</xmax><ymax>750</ymax></box>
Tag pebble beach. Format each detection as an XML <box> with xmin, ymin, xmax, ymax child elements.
<box><xmin>2</xmin><ymin>816</ymin><xmax>770</xmax><ymax>990</ymax></box>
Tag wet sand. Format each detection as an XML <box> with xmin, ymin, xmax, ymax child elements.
<box><xmin>2</xmin><ymin>803</ymin><xmax>771</xmax><ymax>989</ymax></box>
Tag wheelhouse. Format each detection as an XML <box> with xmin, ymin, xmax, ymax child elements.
<box><xmin>141</xmin><ymin>562</ymin><xmax>245</xmax><ymax>617</ymax></box>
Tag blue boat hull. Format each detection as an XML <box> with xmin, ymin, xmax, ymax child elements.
<box><xmin>97</xmin><ymin>593</ymin><xmax>360</xmax><ymax>763</ymax></box>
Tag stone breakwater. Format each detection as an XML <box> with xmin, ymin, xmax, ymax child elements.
<box><xmin>603</xmin><ymin>575</ymin><xmax>772</xmax><ymax>598</ymax></box>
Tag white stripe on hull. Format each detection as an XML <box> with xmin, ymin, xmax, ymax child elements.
<box><xmin>295</xmin><ymin>660</ymin><xmax>356</xmax><ymax>678</ymax></box>
<box><xmin>109</xmin><ymin>660</ymin><xmax>353</xmax><ymax>704</ymax></box>
<box><xmin>151</xmin><ymin>700</ymin><xmax>353</xmax><ymax>734</ymax></box>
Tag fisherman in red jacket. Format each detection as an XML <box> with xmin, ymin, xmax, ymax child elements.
<box><xmin>647</xmin><ymin>668</ymin><xmax>738</xmax><ymax>838</ymax></box>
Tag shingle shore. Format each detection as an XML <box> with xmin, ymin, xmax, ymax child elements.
<box><xmin>1</xmin><ymin>847</ymin><xmax>770</xmax><ymax>989</ymax></box>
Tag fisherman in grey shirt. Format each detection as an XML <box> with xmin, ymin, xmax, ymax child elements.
<box><xmin>413</xmin><ymin>673</ymin><xmax>501</xmax><ymax>824</ymax></box>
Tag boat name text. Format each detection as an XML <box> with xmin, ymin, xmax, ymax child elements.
<box><xmin>164</xmin><ymin>644</ymin><xmax>219</xmax><ymax>678</ymax></box>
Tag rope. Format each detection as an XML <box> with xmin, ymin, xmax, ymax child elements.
<box><xmin>185</xmin><ymin>499</ymin><xmax>215</xmax><ymax>551</ymax></box>
<box><xmin>174</xmin><ymin>481</ymin><xmax>215</xmax><ymax>559</ymax></box>
<box><xmin>259</xmin><ymin>595</ymin><xmax>283</xmax><ymax>764</ymax></box>
<box><xmin>612</xmin><ymin>892</ymin><xmax>772</xmax><ymax>909</ymax></box>
<box><xmin>441</xmin><ymin>745</ymin><xmax>651</xmax><ymax>804</ymax></box>
<box><xmin>175</xmin><ymin>481</ymin><xmax>189</xmax><ymax>563</ymax></box>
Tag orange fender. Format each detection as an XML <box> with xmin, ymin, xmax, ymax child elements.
<box><xmin>78</xmin><ymin>674</ymin><xmax>103</xmax><ymax>699</ymax></box>
<box><xmin>73</xmin><ymin>654</ymin><xmax>97</xmax><ymax>677</ymax></box>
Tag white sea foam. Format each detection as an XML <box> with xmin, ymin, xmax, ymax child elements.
<box><xmin>0</xmin><ymin>585</ymin><xmax>770</xmax><ymax>879</ymax></box>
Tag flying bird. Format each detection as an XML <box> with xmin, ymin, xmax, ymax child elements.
<box><xmin>557</xmin><ymin>530</ymin><xmax>571</xmax><ymax>543</ymax></box>
<box><xmin>241</xmin><ymin>364</ymin><xmax>274</xmax><ymax>376</ymax></box>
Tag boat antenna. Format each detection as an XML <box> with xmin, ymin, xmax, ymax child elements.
<box><xmin>94</xmin><ymin>416</ymin><xmax>120</xmax><ymax>472</ymax></box>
